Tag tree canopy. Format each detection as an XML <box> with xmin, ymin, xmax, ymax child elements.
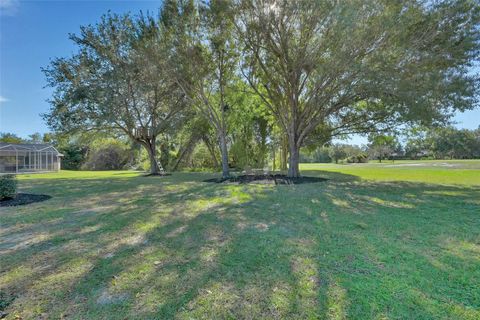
<box><xmin>43</xmin><ymin>0</ymin><xmax>480</xmax><ymax>177</ymax></box>
<box><xmin>237</xmin><ymin>0</ymin><xmax>479</xmax><ymax>176</ymax></box>
<box><xmin>43</xmin><ymin>12</ymin><xmax>189</xmax><ymax>174</ymax></box>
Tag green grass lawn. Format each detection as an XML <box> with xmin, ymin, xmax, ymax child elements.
<box><xmin>1</xmin><ymin>160</ymin><xmax>479</xmax><ymax>319</ymax></box>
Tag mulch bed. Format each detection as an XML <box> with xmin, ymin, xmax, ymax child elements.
<box><xmin>204</xmin><ymin>174</ymin><xmax>327</xmax><ymax>185</ymax></box>
<box><xmin>0</xmin><ymin>193</ymin><xmax>52</xmax><ymax>207</ymax></box>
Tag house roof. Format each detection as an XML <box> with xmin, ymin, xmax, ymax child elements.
<box><xmin>0</xmin><ymin>143</ymin><xmax>63</xmax><ymax>155</ymax></box>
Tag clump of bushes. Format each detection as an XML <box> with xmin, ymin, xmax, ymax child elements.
<box><xmin>0</xmin><ymin>174</ymin><xmax>17</xmax><ymax>200</ymax></box>
<box><xmin>82</xmin><ymin>140</ymin><xmax>137</xmax><ymax>170</ymax></box>
<box><xmin>59</xmin><ymin>143</ymin><xmax>89</xmax><ymax>170</ymax></box>
<box><xmin>346</xmin><ymin>153</ymin><xmax>369</xmax><ymax>163</ymax></box>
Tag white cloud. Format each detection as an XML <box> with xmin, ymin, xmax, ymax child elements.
<box><xmin>0</xmin><ymin>95</ymin><xmax>9</xmax><ymax>103</ymax></box>
<box><xmin>0</xmin><ymin>0</ymin><xmax>20</xmax><ymax>16</ymax></box>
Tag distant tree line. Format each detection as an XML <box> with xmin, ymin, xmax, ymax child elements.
<box><xmin>404</xmin><ymin>126</ymin><xmax>480</xmax><ymax>160</ymax></box>
<box><xmin>300</xmin><ymin>126</ymin><xmax>480</xmax><ymax>163</ymax></box>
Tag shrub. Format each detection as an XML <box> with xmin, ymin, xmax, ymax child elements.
<box><xmin>0</xmin><ymin>174</ymin><xmax>17</xmax><ymax>200</ymax></box>
<box><xmin>346</xmin><ymin>153</ymin><xmax>369</xmax><ymax>163</ymax></box>
<box><xmin>82</xmin><ymin>142</ymin><xmax>135</xmax><ymax>170</ymax></box>
<box><xmin>189</xmin><ymin>143</ymin><xmax>217</xmax><ymax>169</ymax></box>
<box><xmin>59</xmin><ymin>143</ymin><xmax>89</xmax><ymax>170</ymax></box>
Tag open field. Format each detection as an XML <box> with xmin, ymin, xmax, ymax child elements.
<box><xmin>1</xmin><ymin>160</ymin><xmax>479</xmax><ymax>319</ymax></box>
<box><xmin>301</xmin><ymin>159</ymin><xmax>480</xmax><ymax>186</ymax></box>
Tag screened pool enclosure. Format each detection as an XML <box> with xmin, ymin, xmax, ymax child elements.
<box><xmin>0</xmin><ymin>143</ymin><xmax>62</xmax><ymax>174</ymax></box>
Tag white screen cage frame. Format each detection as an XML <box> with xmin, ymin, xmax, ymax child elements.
<box><xmin>0</xmin><ymin>143</ymin><xmax>63</xmax><ymax>174</ymax></box>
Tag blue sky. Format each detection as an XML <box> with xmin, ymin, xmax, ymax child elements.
<box><xmin>0</xmin><ymin>0</ymin><xmax>479</xmax><ymax>145</ymax></box>
<box><xmin>0</xmin><ymin>0</ymin><xmax>160</xmax><ymax>138</ymax></box>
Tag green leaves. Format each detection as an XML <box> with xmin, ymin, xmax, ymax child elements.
<box><xmin>43</xmin><ymin>0</ymin><xmax>479</xmax><ymax>176</ymax></box>
<box><xmin>236</xmin><ymin>0</ymin><xmax>479</xmax><ymax>175</ymax></box>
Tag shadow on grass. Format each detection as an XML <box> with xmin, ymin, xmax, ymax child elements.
<box><xmin>0</xmin><ymin>171</ymin><xmax>479</xmax><ymax>319</ymax></box>
<box><xmin>203</xmin><ymin>174</ymin><xmax>329</xmax><ymax>185</ymax></box>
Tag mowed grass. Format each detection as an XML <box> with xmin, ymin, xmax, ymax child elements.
<box><xmin>0</xmin><ymin>161</ymin><xmax>479</xmax><ymax>319</ymax></box>
<box><xmin>301</xmin><ymin>159</ymin><xmax>480</xmax><ymax>186</ymax></box>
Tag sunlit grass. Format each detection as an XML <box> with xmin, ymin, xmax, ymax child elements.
<box><xmin>300</xmin><ymin>159</ymin><xmax>480</xmax><ymax>185</ymax></box>
<box><xmin>1</xmin><ymin>162</ymin><xmax>479</xmax><ymax>319</ymax></box>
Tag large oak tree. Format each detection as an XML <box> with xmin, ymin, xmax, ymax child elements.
<box><xmin>43</xmin><ymin>13</ymin><xmax>188</xmax><ymax>174</ymax></box>
<box><xmin>237</xmin><ymin>0</ymin><xmax>480</xmax><ymax>177</ymax></box>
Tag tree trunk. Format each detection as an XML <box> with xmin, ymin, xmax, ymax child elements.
<box><xmin>287</xmin><ymin>142</ymin><xmax>300</xmax><ymax>178</ymax></box>
<box><xmin>257</xmin><ymin>128</ymin><xmax>267</xmax><ymax>168</ymax></box>
<box><xmin>173</xmin><ymin>135</ymin><xmax>199</xmax><ymax>171</ymax></box>
<box><xmin>144</xmin><ymin>139</ymin><xmax>161</xmax><ymax>175</ymax></box>
<box><xmin>280</xmin><ymin>136</ymin><xmax>288</xmax><ymax>171</ymax></box>
<box><xmin>272</xmin><ymin>148</ymin><xmax>276</xmax><ymax>171</ymax></box>
<box><xmin>219</xmin><ymin>133</ymin><xmax>229</xmax><ymax>178</ymax></box>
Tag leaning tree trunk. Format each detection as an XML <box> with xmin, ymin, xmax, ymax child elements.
<box><xmin>173</xmin><ymin>135</ymin><xmax>200</xmax><ymax>171</ymax></box>
<box><xmin>203</xmin><ymin>136</ymin><xmax>219</xmax><ymax>169</ymax></box>
<box><xmin>219</xmin><ymin>133</ymin><xmax>229</xmax><ymax>179</ymax></box>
